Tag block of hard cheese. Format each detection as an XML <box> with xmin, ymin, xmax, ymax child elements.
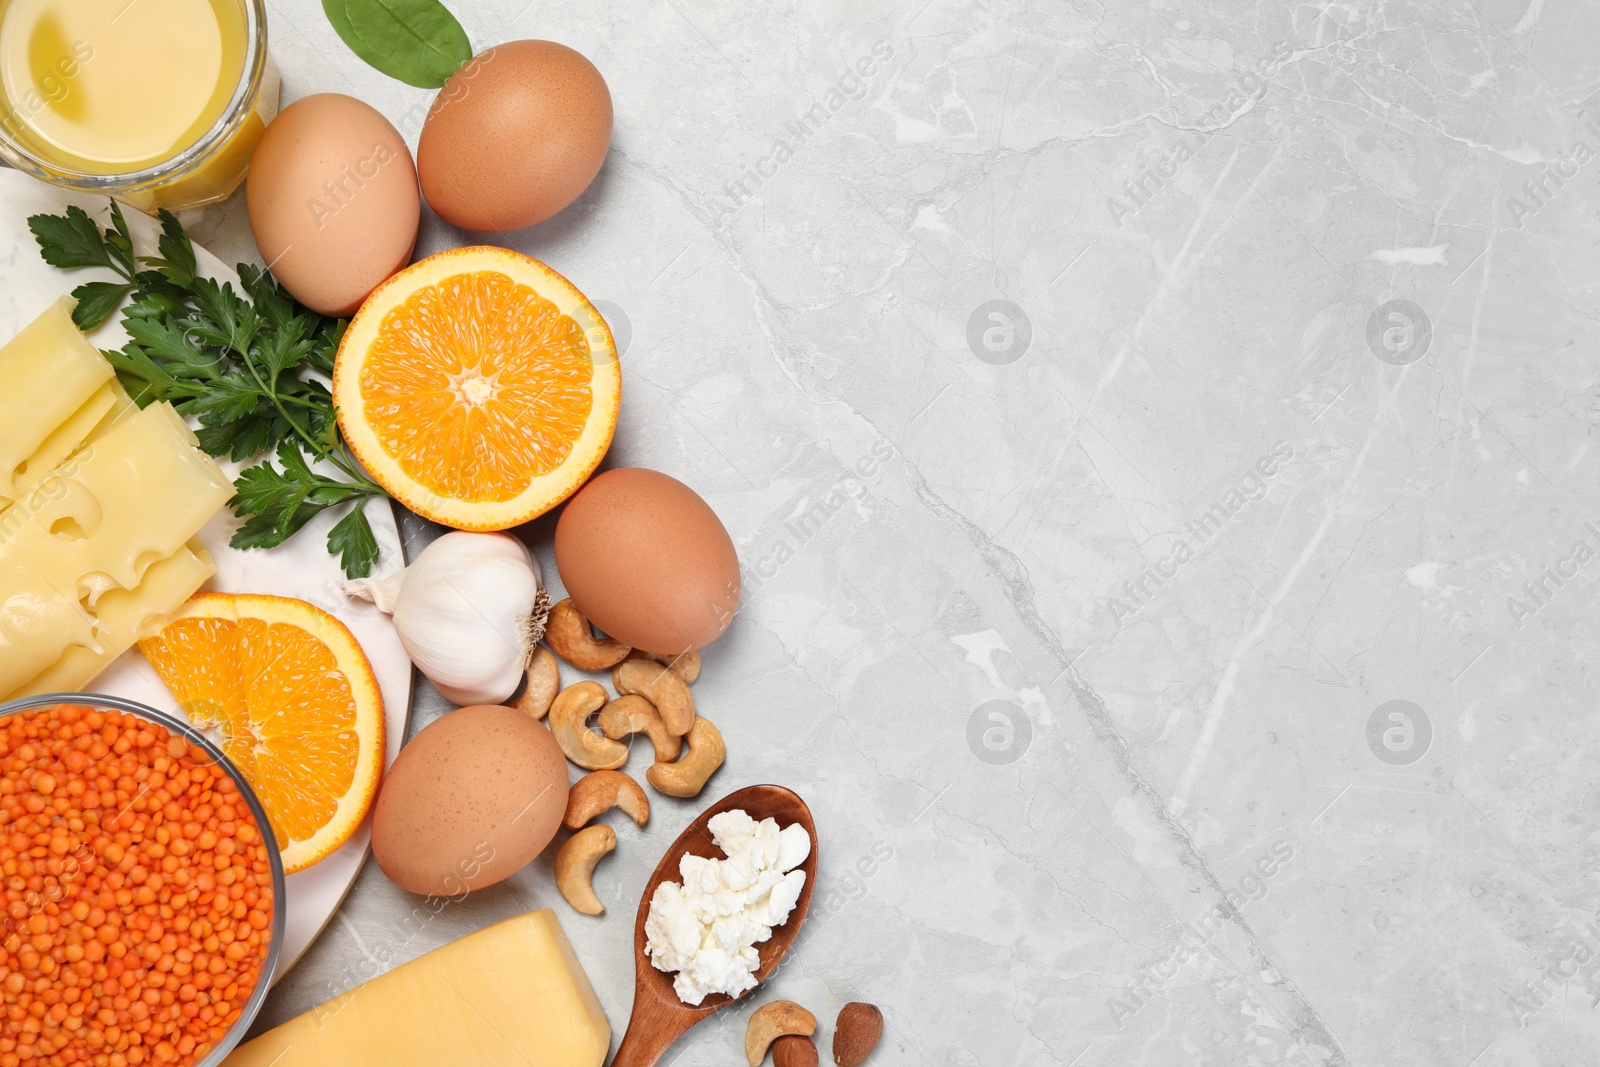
<box><xmin>222</xmin><ymin>910</ymin><xmax>610</xmax><ymax>1067</ymax></box>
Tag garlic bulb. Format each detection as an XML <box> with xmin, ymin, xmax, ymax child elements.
<box><xmin>345</xmin><ymin>531</ymin><xmax>549</xmax><ymax>706</ymax></box>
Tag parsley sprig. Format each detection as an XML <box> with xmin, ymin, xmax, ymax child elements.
<box><xmin>28</xmin><ymin>202</ymin><xmax>389</xmax><ymax>578</ymax></box>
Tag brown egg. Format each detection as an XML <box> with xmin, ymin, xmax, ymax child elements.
<box><xmin>554</xmin><ymin>468</ymin><xmax>740</xmax><ymax>655</ymax></box>
<box><xmin>245</xmin><ymin>94</ymin><xmax>419</xmax><ymax>316</ymax></box>
<box><xmin>372</xmin><ymin>704</ymin><xmax>569</xmax><ymax>897</ymax></box>
<box><xmin>417</xmin><ymin>40</ymin><xmax>612</xmax><ymax>232</ymax></box>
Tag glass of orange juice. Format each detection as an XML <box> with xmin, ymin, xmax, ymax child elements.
<box><xmin>0</xmin><ymin>0</ymin><xmax>279</xmax><ymax>212</ymax></box>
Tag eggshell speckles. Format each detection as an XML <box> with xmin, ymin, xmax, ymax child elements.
<box><xmin>246</xmin><ymin>93</ymin><xmax>419</xmax><ymax>316</ymax></box>
<box><xmin>418</xmin><ymin>40</ymin><xmax>612</xmax><ymax>232</ymax></box>
<box><xmin>372</xmin><ymin>704</ymin><xmax>569</xmax><ymax>897</ymax></box>
<box><xmin>554</xmin><ymin>468</ymin><xmax>740</xmax><ymax>655</ymax></box>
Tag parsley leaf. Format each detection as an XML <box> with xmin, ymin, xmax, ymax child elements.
<box><xmin>69</xmin><ymin>281</ymin><xmax>135</xmax><ymax>331</ymax></box>
<box><xmin>101</xmin><ymin>343</ymin><xmax>192</xmax><ymax>407</ymax></box>
<box><xmin>326</xmin><ymin>504</ymin><xmax>381</xmax><ymax>579</ymax></box>
<box><xmin>105</xmin><ymin>202</ymin><xmax>137</xmax><ymax>279</ymax></box>
<box><xmin>197</xmin><ymin>414</ymin><xmax>282</xmax><ymax>463</ymax></box>
<box><xmin>29</xmin><ymin>206</ymin><xmax>123</xmax><ymax>273</ymax></box>
<box><xmin>143</xmin><ymin>209</ymin><xmax>197</xmax><ymax>288</ymax></box>
<box><xmin>256</xmin><ymin>318</ymin><xmax>314</xmax><ymax>385</ymax></box>
<box><xmin>187</xmin><ymin>377</ymin><xmax>265</xmax><ymax>427</ymax></box>
<box><xmin>123</xmin><ymin>318</ymin><xmax>218</xmax><ymax>379</ymax></box>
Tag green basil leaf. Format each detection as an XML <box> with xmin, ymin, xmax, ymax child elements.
<box><xmin>323</xmin><ymin>0</ymin><xmax>472</xmax><ymax>89</ymax></box>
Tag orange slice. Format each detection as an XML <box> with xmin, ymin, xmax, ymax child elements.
<box><xmin>332</xmin><ymin>246</ymin><xmax>622</xmax><ymax>530</ymax></box>
<box><xmin>137</xmin><ymin>593</ymin><xmax>385</xmax><ymax>874</ymax></box>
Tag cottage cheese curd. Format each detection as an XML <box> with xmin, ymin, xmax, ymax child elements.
<box><xmin>643</xmin><ymin>809</ymin><xmax>811</xmax><ymax>1005</ymax></box>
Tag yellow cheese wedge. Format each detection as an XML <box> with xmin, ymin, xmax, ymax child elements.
<box><xmin>12</xmin><ymin>539</ymin><xmax>214</xmax><ymax>698</ymax></box>
<box><xmin>0</xmin><ymin>296</ymin><xmax>115</xmax><ymax>510</ymax></box>
<box><xmin>223</xmin><ymin>910</ymin><xmax>610</xmax><ymax>1067</ymax></box>
<box><xmin>0</xmin><ymin>403</ymin><xmax>232</xmax><ymax>695</ymax></box>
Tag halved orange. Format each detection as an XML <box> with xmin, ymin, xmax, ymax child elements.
<box><xmin>332</xmin><ymin>246</ymin><xmax>622</xmax><ymax>529</ymax></box>
<box><xmin>137</xmin><ymin>593</ymin><xmax>385</xmax><ymax>874</ymax></box>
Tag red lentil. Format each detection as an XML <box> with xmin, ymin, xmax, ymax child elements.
<box><xmin>0</xmin><ymin>706</ymin><xmax>273</xmax><ymax>1066</ymax></box>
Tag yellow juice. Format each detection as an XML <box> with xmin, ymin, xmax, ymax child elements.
<box><xmin>0</xmin><ymin>0</ymin><xmax>276</xmax><ymax>209</ymax></box>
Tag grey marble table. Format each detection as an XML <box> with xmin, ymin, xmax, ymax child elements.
<box><xmin>211</xmin><ymin>1</ymin><xmax>1600</xmax><ymax>1064</ymax></box>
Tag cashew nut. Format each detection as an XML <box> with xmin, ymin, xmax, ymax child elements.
<box><xmin>546</xmin><ymin>598</ymin><xmax>630</xmax><ymax>670</ymax></box>
<box><xmin>510</xmin><ymin>645</ymin><xmax>560</xmax><ymax>719</ymax></box>
<box><xmin>549</xmin><ymin>681</ymin><xmax>628</xmax><ymax>770</ymax></box>
<box><xmin>598</xmin><ymin>694</ymin><xmax>682</xmax><ymax>764</ymax></box>
<box><xmin>746</xmin><ymin>1001</ymin><xmax>817</xmax><ymax>1066</ymax></box>
<box><xmin>646</xmin><ymin>716</ymin><xmax>725</xmax><ymax>798</ymax></box>
<box><xmin>564</xmin><ymin>770</ymin><xmax>650</xmax><ymax>830</ymax></box>
<box><xmin>631</xmin><ymin>648</ymin><xmax>701</xmax><ymax>684</ymax></box>
<box><xmin>555</xmin><ymin>824</ymin><xmax>615</xmax><ymax>916</ymax></box>
<box><xmin>613</xmin><ymin>658</ymin><xmax>696</xmax><ymax>736</ymax></box>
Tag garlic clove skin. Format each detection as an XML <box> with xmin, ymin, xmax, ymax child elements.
<box><xmin>391</xmin><ymin>547</ymin><xmax>532</xmax><ymax>705</ymax></box>
<box><xmin>346</xmin><ymin>531</ymin><xmax>545</xmax><ymax>706</ymax></box>
<box><xmin>433</xmin><ymin>675</ymin><xmax>522</xmax><ymax>708</ymax></box>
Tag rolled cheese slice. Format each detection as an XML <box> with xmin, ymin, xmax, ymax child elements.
<box><xmin>12</xmin><ymin>539</ymin><xmax>214</xmax><ymax>698</ymax></box>
<box><xmin>0</xmin><ymin>296</ymin><xmax>115</xmax><ymax>511</ymax></box>
<box><xmin>223</xmin><ymin>910</ymin><xmax>610</xmax><ymax>1067</ymax></box>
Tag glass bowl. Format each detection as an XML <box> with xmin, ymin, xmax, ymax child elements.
<box><xmin>0</xmin><ymin>0</ymin><xmax>280</xmax><ymax>211</ymax></box>
<box><xmin>0</xmin><ymin>693</ymin><xmax>286</xmax><ymax>1067</ymax></box>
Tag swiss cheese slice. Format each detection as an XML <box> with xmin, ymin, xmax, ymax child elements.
<box><xmin>0</xmin><ymin>296</ymin><xmax>115</xmax><ymax>510</ymax></box>
<box><xmin>223</xmin><ymin>910</ymin><xmax>611</xmax><ymax>1067</ymax></box>
<box><xmin>12</xmin><ymin>539</ymin><xmax>215</xmax><ymax>698</ymax></box>
<box><xmin>9</xmin><ymin>379</ymin><xmax>137</xmax><ymax>506</ymax></box>
<box><xmin>0</xmin><ymin>403</ymin><xmax>231</xmax><ymax>695</ymax></box>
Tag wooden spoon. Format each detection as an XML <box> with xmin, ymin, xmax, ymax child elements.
<box><xmin>610</xmin><ymin>785</ymin><xmax>819</xmax><ymax>1067</ymax></box>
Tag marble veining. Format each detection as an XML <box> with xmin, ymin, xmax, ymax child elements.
<box><xmin>213</xmin><ymin>1</ymin><xmax>1600</xmax><ymax>1064</ymax></box>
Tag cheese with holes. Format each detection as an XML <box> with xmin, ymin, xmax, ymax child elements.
<box><xmin>0</xmin><ymin>297</ymin><xmax>117</xmax><ymax>511</ymax></box>
<box><xmin>0</xmin><ymin>403</ymin><xmax>230</xmax><ymax>697</ymax></box>
<box><xmin>12</xmin><ymin>380</ymin><xmax>137</xmax><ymax>504</ymax></box>
<box><xmin>222</xmin><ymin>910</ymin><xmax>610</xmax><ymax>1067</ymax></box>
<box><xmin>13</xmin><ymin>539</ymin><xmax>214</xmax><ymax>697</ymax></box>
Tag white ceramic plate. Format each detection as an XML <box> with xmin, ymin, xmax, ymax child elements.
<box><xmin>0</xmin><ymin>170</ymin><xmax>412</xmax><ymax>985</ymax></box>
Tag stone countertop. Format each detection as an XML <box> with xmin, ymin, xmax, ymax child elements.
<box><xmin>225</xmin><ymin>1</ymin><xmax>1600</xmax><ymax>1064</ymax></box>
